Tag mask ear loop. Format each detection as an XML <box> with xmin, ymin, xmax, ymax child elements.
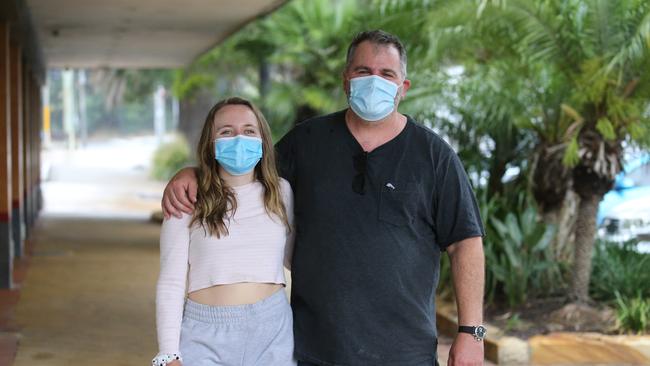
<box><xmin>395</xmin><ymin>84</ymin><xmax>403</xmax><ymax>104</ymax></box>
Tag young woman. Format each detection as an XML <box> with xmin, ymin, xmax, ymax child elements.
<box><xmin>152</xmin><ymin>97</ymin><xmax>296</xmax><ymax>366</ymax></box>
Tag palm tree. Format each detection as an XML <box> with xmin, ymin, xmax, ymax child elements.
<box><xmin>474</xmin><ymin>0</ymin><xmax>650</xmax><ymax>302</ymax></box>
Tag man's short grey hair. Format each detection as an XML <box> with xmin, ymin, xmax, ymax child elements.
<box><xmin>345</xmin><ymin>30</ymin><xmax>408</xmax><ymax>78</ymax></box>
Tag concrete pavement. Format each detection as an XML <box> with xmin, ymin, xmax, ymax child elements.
<box><xmin>12</xmin><ymin>217</ymin><xmax>161</xmax><ymax>366</ymax></box>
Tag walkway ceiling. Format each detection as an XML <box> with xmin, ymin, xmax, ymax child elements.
<box><xmin>25</xmin><ymin>0</ymin><xmax>286</xmax><ymax>69</ymax></box>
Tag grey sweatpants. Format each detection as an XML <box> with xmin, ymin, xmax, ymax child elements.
<box><xmin>179</xmin><ymin>289</ymin><xmax>297</xmax><ymax>366</ymax></box>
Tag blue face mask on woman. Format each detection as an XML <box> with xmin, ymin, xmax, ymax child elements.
<box><xmin>214</xmin><ymin>135</ymin><xmax>263</xmax><ymax>176</ymax></box>
<box><xmin>348</xmin><ymin>75</ymin><xmax>400</xmax><ymax>122</ymax></box>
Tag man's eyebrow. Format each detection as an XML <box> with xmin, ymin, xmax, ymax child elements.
<box><xmin>352</xmin><ymin>65</ymin><xmax>398</xmax><ymax>75</ymax></box>
<box><xmin>381</xmin><ymin>68</ymin><xmax>398</xmax><ymax>75</ymax></box>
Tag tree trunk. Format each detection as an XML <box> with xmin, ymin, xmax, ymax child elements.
<box><xmin>62</xmin><ymin>70</ymin><xmax>77</xmax><ymax>149</ymax></box>
<box><xmin>487</xmin><ymin>154</ymin><xmax>507</xmax><ymax>197</ymax></box>
<box><xmin>569</xmin><ymin>129</ymin><xmax>621</xmax><ymax>303</ymax></box>
<box><xmin>543</xmin><ymin>190</ymin><xmax>579</xmax><ymax>262</ymax></box>
<box><xmin>178</xmin><ymin>89</ymin><xmax>215</xmax><ymax>150</ymax></box>
<box><xmin>531</xmin><ymin>143</ymin><xmax>572</xmax><ymax>213</ymax></box>
<box><xmin>153</xmin><ymin>85</ymin><xmax>166</xmax><ymax>145</ymax></box>
<box><xmin>259</xmin><ymin>57</ymin><xmax>270</xmax><ymax>114</ymax></box>
<box><xmin>77</xmin><ymin>70</ymin><xmax>88</xmax><ymax>147</ymax></box>
<box><xmin>569</xmin><ymin>193</ymin><xmax>601</xmax><ymax>302</ymax></box>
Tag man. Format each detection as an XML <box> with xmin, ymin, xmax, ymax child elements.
<box><xmin>162</xmin><ymin>30</ymin><xmax>486</xmax><ymax>366</ymax></box>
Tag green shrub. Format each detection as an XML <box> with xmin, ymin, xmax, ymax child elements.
<box><xmin>487</xmin><ymin>205</ymin><xmax>559</xmax><ymax>307</ymax></box>
<box><xmin>614</xmin><ymin>291</ymin><xmax>650</xmax><ymax>334</ymax></box>
<box><xmin>436</xmin><ymin>190</ymin><xmax>566</xmax><ymax>309</ymax></box>
<box><xmin>590</xmin><ymin>240</ymin><xmax>650</xmax><ymax>302</ymax></box>
<box><xmin>151</xmin><ymin>136</ymin><xmax>192</xmax><ymax>181</ymax></box>
<box><xmin>477</xmin><ymin>191</ymin><xmax>565</xmax><ymax>308</ymax></box>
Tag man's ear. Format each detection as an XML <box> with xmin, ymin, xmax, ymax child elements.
<box><xmin>400</xmin><ymin>79</ymin><xmax>411</xmax><ymax>98</ymax></box>
<box><xmin>342</xmin><ymin>72</ymin><xmax>350</xmax><ymax>96</ymax></box>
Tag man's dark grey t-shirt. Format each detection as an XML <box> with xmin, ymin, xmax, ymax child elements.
<box><xmin>276</xmin><ymin>110</ymin><xmax>484</xmax><ymax>366</ymax></box>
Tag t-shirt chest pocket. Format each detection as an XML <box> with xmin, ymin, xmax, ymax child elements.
<box><xmin>378</xmin><ymin>181</ymin><xmax>420</xmax><ymax>226</ymax></box>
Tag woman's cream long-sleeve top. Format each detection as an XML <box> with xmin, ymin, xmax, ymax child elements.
<box><xmin>155</xmin><ymin>179</ymin><xmax>294</xmax><ymax>355</ymax></box>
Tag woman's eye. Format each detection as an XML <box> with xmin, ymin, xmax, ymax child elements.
<box><xmin>220</xmin><ymin>130</ymin><xmax>231</xmax><ymax>136</ymax></box>
<box><xmin>245</xmin><ymin>129</ymin><xmax>256</xmax><ymax>135</ymax></box>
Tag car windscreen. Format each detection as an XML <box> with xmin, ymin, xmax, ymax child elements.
<box><xmin>625</xmin><ymin>162</ymin><xmax>650</xmax><ymax>186</ymax></box>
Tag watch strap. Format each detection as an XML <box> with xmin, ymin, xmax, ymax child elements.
<box><xmin>458</xmin><ymin>325</ymin><xmax>486</xmax><ymax>340</ymax></box>
<box><xmin>458</xmin><ymin>325</ymin><xmax>476</xmax><ymax>334</ymax></box>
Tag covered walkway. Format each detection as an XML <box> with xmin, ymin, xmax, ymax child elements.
<box><xmin>1</xmin><ymin>0</ymin><xmax>289</xmax><ymax>289</ymax></box>
<box><xmin>11</xmin><ymin>216</ymin><xmax>161</xmax><ymax>365</ymax></box>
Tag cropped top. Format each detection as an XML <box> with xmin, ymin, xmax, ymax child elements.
<box><xmin>155</xmin><ymin>179</ymin><xmax>294</xmax><ymax>354</ymax></box>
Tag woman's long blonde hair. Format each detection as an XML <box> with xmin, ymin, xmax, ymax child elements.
<box><xmin>190</xmin><ymin>97</ymin><xmax>289</xmax><ymax>238</ymax></box>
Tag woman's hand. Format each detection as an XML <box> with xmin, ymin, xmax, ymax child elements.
<box><xmin>167</xmin><ymin>360</ymin><xmax>182</xmax><ymax>366</ymax></box>
<box><xmin>162</xmin><ymin>167</ymin><xmax>198</xmax><ymax>218</ymax></box>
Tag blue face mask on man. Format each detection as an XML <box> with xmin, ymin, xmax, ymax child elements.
<box><xmin>348</xmin><ymin>75</ymin><xmax>400</xmax><ymax>122</ymax></box>
<box><xmin>214</xmin><ymin>135</ymin><xmax>263</xmax><ymax>176</ymax></box>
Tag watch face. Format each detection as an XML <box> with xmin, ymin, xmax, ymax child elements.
<box><xmin>475</xmin><ymin>325</ymin><xmax>487</xmax><ymax>338</ymax></box>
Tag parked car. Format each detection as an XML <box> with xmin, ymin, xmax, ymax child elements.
<box><xmin>597</xmin><ymin>154</ymin><xmax>650</xmax><ymax>253</ymax></box>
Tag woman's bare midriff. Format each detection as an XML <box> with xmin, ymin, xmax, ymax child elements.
<box><xmin>188</xmin><ymin>282</ymin><xmax>284</xmax><ymax>306</ymax></box>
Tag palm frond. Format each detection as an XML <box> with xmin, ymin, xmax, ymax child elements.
<box><xmin>607</xmin><ymin>3</ymin><xmax>650</xmax><ymax>72</ymax></box>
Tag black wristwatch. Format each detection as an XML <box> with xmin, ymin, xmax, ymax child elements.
<box><xmin>458</xmin><ymin>325</ymin><xmax>487</xmax><ymax>341</ymax></box>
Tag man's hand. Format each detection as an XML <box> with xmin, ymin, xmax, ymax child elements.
<box><xmin>162</xmin><ymin>167</ymin><xmax>198</xmax><ymax>219</ymax></box>
<box><xmin>448</xmin><ymin>333</ymin><xmax>484</xmax><ymax>366</ymax></box>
